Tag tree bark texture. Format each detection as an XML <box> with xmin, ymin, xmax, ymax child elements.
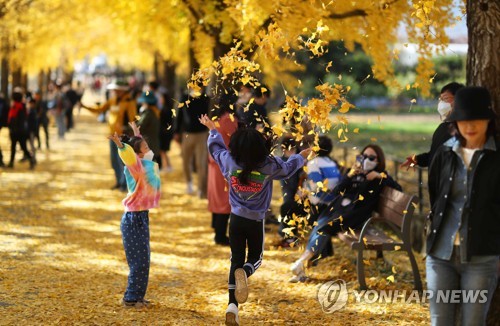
<box><xmin>466</xmin><ymin>0</ymin><xmax>500</xmax><ymax>128</ymax></box>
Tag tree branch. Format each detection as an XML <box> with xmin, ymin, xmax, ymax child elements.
<box><xmin>328</xmin><ymin>9</ymin><xmax>367</xmax><ymax>19</ymax></box>
<box><xmin>179</xmin><ymin>0</ymin><xmax>215</xmax><ymax>36</ymax></box>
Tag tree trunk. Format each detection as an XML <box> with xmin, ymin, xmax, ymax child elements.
<box><xmin>1</xmin><ymin>56</ymin><xmax>8</xmax><ymax>102</ymax></box>
<box><xmin>45</xmin><ymin>68</ymin><xmax>52</xmax><ymax>98</ymax></box>
<box><xmin>163</xmin><ymin>60</ymin><xmax>177</xmax><ymax>96</ymax></box>
<box><xmin>22</xmin><ymin>72</ymin><xmax>28</xmax><ymax>91</ymax></box>
<box><xmin>153</xmin><ymin>51</ymin><xmax>160</xmax><ymax>82</ymax></box>
<box><xmin>37</xmin><ymin>70</ymin><xmax>45</xmax><ymax>96</ymax></box>
<box><xmin>12</xmin><ymin>67</ymin><xmax>22</xmax><ymax>89</ymax></box>
<box><xmin>466</xmin><ymin>0</ymin><xmax>500</xmax><ymax>129</ymax></box>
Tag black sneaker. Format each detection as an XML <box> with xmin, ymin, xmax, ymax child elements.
<box><xmin>121</xmin><ymin>298</ymin><xmax>151</xmax><ymax>309</ymax></box>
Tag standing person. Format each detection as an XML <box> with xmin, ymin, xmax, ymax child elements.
<box><xmin>174</xmin><ymin>90</ymin><xmax>209</xmax><ymax>197</ymax></box>
<box><xmin>51</xmin><ymin>83</ymin><xmax>67</xmax><ymax>140</ymax></box>
<box><xmin>199</xmin><ymin>114</ymin><xmax>310</xmax><ymax>326</ymax></box>
<box><xmin>290</xmin><ymin>144</ymin><xmax>401</xmax><ymax>281</ymax></box>
<box><xmin>81</xmin><ymin>80</ymin><xmax>137</xmax><ymax>191</ymax></box>
<box><xmin>137</xmin><ymin>91</ymin><xmax>161</xmax><ymax>164</ymax></box>
<box><xmin>158</xmin><ymin>93</ymin><xmax>174</xmax><ymax>173</ymax></box>
<box><xmin>401</xmin><ymin>82</ymin><xmax>464</xmax><ymax>169</ymax></box>
<box><xmin>277</xmin><ymin>136</ymin><xmax>305</xmax><ymax>248</ymax></box>
<box><xmin>26</xmin><ymin>98</ymin><xmax>38</xmax><ymax>163</ymax></box>
<box><xmin>0</xmin><ymin>92</ymin><xmax>7</xmax><ymax>167</ymax></box>
<box><xmin>425</xmin><ymin>86</ymin><xmax>499</xmax><ymax>326</ymax></box>
<box><xmin>207</xmin><ymin>96</ymin><xmax>238</xmax><ymax>246</ymax></box>
<box><xmin>108</xmin><ymin>121</ymin><xmax>161</xmax><ymax>309</ymax></box>
<box><xmin>7</xmin><ymin>90</ymin><xmax>35</xmax><ymax>169</ymax></box>
<box><xmin>35</xmin><ymin>91</ymin><xmax>50</xmax><ymax>150</ymax></box>
<box><xmin>64</xmin><ymin>83</ymin><xmax>80</xmax><ymax>131</ymax></box>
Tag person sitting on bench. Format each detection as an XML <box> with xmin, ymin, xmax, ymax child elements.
<box><xmin>289</xmin><ymin>144</ymin><xmax>401</xmax><ymax>282</ymax></box>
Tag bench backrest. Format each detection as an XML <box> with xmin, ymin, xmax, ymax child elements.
<box><xmin>375</xmin><ymin>187</ymin><xmax>419</xmax><ymax>232</ymax></box>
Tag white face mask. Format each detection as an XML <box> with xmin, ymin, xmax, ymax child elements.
<box><xmin>363</xmin><ymin>158</ymin><xmax>378</xmax><ymax>172</ymax></box>
<box><xmin>143</xmin><ymin>150</ymin><xmax>154</xmax><ymax>161</ymax></box>
<box><xmin>437</xmin><ymin>101</ymin><xmax>452</xmax><ymax>119</ymax></box>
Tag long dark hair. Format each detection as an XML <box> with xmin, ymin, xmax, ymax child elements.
<box><xmin>360</xmin><ymin>144</ymin><xmax>386</xmax><ymax>172</ymax></box>
<box><xmin>119</xmin><ymin>135</ymin><xmax>143</xmax><ymax>154</ymax></box>
<box><xmin>229</xmin><ymin>127</ymin><xmax>270</xmax><ymax>184</ymax></box>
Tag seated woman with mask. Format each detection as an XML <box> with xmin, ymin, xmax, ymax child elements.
<box><xmin>289</xmin><ymin>144</ymin><xmax>402</xmax><ymax>281</ymax></box>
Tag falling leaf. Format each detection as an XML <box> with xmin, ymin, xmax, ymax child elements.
<box><xmin>387</xmin><ymin>275</ymin><xmax>395</xmax><ymax>283</ymax></box>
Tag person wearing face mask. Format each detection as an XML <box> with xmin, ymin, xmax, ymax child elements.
<box><xmin>425</xmin><ymin>87</ymin><xmax>499</xmax><ymax>326</ymax></box>
<box><xmin>401</xmin><ymin>82</ymin><xmax>464</xmax><ymax>169</ymax></box>
<box><xmin>290</xmin><ymin>144</ymin><xmax>402</xmax><ymax>282</ymax></box>
<box><xmin>136</xmin><ymin>91</ymin><xmax>161</xmax><ymax>165</ymax></box>
<box><xmin>108</xmin><ymin>121</ymin><xmax>161</xmax><ymax>309</ymax></box>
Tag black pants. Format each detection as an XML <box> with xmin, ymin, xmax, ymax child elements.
<box><xmin>212</xmin><ymin>213</ymin><xmax>229</xmax><ymax>243</ymax></box>
<box><xmin>9</xmin><ymin>131</ymin><xmax>32</xmax><ymax>165</ymax></box>
<box><xmin>228</xmin><ymin>213</ymin><xmax>264</xmax><ymax>305</ymax></box>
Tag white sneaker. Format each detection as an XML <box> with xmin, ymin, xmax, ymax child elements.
<box><xmin>225</xmin><ymin>303</ymin><xmax>240</xmax><ymax>325</ymax></box>
<box><xmin>289</xmin><ymin>272</ymin><xmax>308</xmax><ymax>283</ymax></box>
<box><xmin>234</xmin><ymin>268</ymin><xmax>248</xmax><ymax>304</ymax></box>
<box><xmin>290</xmin><ymin>260</ymin><xmax>305</xmax><ymax>276</ymax></box>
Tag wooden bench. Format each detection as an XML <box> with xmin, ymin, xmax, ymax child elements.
<box><xmin>337</xmin><ymin>187</ymin><xmax>422</xmax><ymax>291</ymax></box>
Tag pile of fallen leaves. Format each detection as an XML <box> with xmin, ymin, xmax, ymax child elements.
<box><xmin>0</xmin><ymin>111</ymin><xmax>434</xmax><ymax>325</ymax></box>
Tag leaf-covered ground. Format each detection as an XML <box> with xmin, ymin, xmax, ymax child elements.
<box><xmin>0</xmin><ymin>111</ymin><xmax>433</xmax><ymax>325</ymax></box>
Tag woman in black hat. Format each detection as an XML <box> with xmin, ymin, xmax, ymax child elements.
<box><xmin>425</xmin><ymin>86</ymin><xmax>499</xmax><ymax>326</ymax></box>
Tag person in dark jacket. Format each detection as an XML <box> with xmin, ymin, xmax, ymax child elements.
<box><xmin>290</xmin><ymin>144</ymin><xmax>401</xmax><ymax>281</ymax></box>
<box><xmin>425</xmin><ymin>86</ymin><xmax>499</xmax><ymax>326</ymax></box>
<box><xmin>7</xmin><ymin>90</ymin><xmax>35</xmax><ymax>169</ymax></box>
<box><xmin>137</xmin><ymin>92</ymin><xmax>161</xmax><ymax>164</ymax></box>
<box><xmin>401</xmin><ymin>82</ymin><xmax>464</xmax><ymax>169</ymax></box>
<box><xmin>174</xmin><ymin>90</ymin><xmax>209</xmax><ymax>197</ymax></box>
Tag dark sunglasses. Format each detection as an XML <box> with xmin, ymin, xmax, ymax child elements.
<box><xmin>362</xmin><ymin>154</ymin><xmax>377</xmax><ymax>161</ymax></box>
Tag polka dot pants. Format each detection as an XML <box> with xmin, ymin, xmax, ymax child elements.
<box><xmin>121</xmin><ymin>210</ymin><xmax>150</xmax><ymax>302</ymax></box>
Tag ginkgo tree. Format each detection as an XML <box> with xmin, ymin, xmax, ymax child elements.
<box><xmin>2</xmin><ymin>0</ymin><xmax>496</xmax><ymax>128</ymax></box>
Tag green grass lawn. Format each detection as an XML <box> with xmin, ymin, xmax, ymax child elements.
<box><xmin>331</xmin><ymin>114</ymin><xmax>441</xmax><ymax>161</ymax></box>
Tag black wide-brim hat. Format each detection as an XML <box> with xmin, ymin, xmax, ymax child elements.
<box><xmin>448</xmin><ymin>86</ymin><xmax>496</xmax><ymax>121</ymax></box>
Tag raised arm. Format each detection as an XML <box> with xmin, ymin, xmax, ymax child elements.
<box><xmin>129</xmin><ymin>121</ymin><xmax>141</xmax><ymax>137</ymax></box>
<box><xmin>108</xmin><ymin>132</ymin><xmax>124</xmax><ymax>149</ymax></box>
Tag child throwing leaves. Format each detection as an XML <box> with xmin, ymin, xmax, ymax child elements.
<box><xmin>108</xmin><ymin>121</ymin><xmax>161</xmax><ymax>309</ymax></box>
<box><xmin>199</xmin><ymin>114</ymin><xmax>310</xmax><ymax>325</ymax></box>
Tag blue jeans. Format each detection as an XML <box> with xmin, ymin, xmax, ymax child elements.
<box><xmin>121</xmin><ymin>211</ymin><xmax>150</xmax><ymax>301</ymax></box>
<box><xmin>110</xmin><ymin>140</ymin><xmax>126</xmax><ymax>188</ymax></box>
<box><xmin>426</xmin><ymin>248</ymin><xmax>498</xmax><ymax>326</ymax></box>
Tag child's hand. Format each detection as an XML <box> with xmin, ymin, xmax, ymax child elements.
<box><xmin>299</xmin><ymin>148</ymin><xmax>313</xmax><ymax>160</ymax></box>
<box><xmin>199</xmin><ymin>114</ymin><xmax>216</xmax><ymax>130</ymax></box>
<box><xmin>107</xmin><ymin>132</ymin><xmax>123</xmax><ymax>148</ymax></box>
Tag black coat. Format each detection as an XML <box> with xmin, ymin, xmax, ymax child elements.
<box><xmin>415</xmin><ymin>121</ymin><xmax>453</xmax><ymax>167</ymax></box>
<box><xmin>324</xmin><ymin>171</ymin><xmax>402</xmax><ymax>229</ymax></box>
<box><xmin>427</xmin><ymin>137</ymin><xmax>500</xmax><ymax>260</ymax></box>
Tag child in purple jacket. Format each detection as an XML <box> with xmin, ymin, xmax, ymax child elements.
<box><xmin>199</xmin><ymin>114</ymin><xmax>310</xmax><ymax>326</ymax></box>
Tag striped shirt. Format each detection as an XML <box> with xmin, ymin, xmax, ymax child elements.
<box><xmin>304</xmin><ymin>156</ymin><xmax>341</xmax><ymax>205</ymax></box>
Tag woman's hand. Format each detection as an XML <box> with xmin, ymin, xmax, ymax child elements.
<box><xmin>347</xmin><ymin>162</ymin><xmax>362</xmax><ymax>178</ymax></box>
<box><xmin>129</xmin><ymin>121</ymin><xmax>140</xmax><ymax>136</ymax></box>
<box><xmin>400</xmin><ymin>155</ymin><xmax>417</xmax><ymax>171</ymax></box>
<box><xmin>107</xmin><ymin>132</ymin><xmax>124</xmax><ymax>148</ymax></box>
<box><xmin>198</xmin><ymin>114</ymin><xmax>216</xmax><ymax>130</ymax></box>
<box><xmin>365</xmin><ymin>171</ymin><xmax>382</xmax><ymax>181</ymax></box>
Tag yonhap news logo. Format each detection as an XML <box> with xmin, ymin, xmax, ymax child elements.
<box><xmin>317</xmin><ymin>279</ymin><xmax>348</xmax><ymax>313</ymax></box>
<box><xmin>317</xmin><ymin>279</ymin><xmax>489</xmax><ymax>313</ymax></box>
